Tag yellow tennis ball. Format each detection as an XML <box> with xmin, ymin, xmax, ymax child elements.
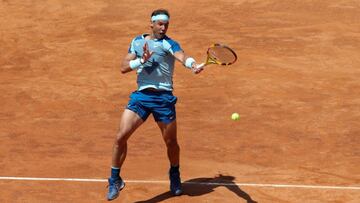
<box><xmin>231</xmin><ymin>113</ymin><xmax>240</xmax><ymax>121</ymax></box>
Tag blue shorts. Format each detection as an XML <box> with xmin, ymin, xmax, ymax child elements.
<box><xmin>126</xmin><ymin>90</ymin><xmax>177</xmax><ymax>124</ymax></box>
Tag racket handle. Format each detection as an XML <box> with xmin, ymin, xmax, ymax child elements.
<box><xmin>197</xmin><ymin>63</ymin><xmax>206</xmax><ymax>69</ymax></box>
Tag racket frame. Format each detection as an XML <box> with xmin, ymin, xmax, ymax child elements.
<box><xmin>197</xmin><ymin>44</ymin><xmax>237</xmax><ymax>69</ymax></box>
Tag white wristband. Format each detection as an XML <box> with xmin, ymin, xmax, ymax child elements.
<box><xmin>129</xmin><ymin>58</ymin><xmax>144</xmax><ymax>70</ymax></box>
<box><xmin>185</xmin><ymin>57</ymin><xmax>195</xmax><ymax>69</ymax></box>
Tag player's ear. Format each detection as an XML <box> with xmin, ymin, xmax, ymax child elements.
<box><xmin>150</xmin><ymin>21</ymin><xmax>154</xmax><ymax>29</ymax></box>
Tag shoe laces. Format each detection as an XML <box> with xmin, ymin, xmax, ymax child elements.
<box><xmin>107</xmin><ymin>179</ymin><xmax>122</xmax><ymax>190</ymax></box>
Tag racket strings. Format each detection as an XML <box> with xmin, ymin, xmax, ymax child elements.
<box><xmin>208</xmin><ymin>47</ymin><xmax>236</xmax><ymax>64</ymax></box>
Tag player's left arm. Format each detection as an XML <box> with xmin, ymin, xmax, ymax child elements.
<box><xmin>173</xmin><ymin>51</ymin><xmax>203</xmax><ymax>74</ymax></box>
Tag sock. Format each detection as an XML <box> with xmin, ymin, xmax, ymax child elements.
<box><xmin>111</xmin><ymin>166</ymin><xmax>120</xmax><ymax>179</ymax></box>
<box><xmin>170</xmin><ymin>165</ymin><xmax>179</xmax><ymax>174</ymax></box>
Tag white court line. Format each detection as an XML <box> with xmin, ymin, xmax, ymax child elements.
<box><xmin>0</xmin><ymin>176</ymin><xmax>359</xmax><ymax>190</ymax></box>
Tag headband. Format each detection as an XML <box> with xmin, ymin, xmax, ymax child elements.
<box><xmin>151</xmin><ymin>14</ymin><xmax>169</xmax><ymax>22</ymax></box>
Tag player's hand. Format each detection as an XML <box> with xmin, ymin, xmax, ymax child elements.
<box><xmin>141</xmin><ymin>42</ymin><xmax>153</xmax><ymax>63</ymax></box>
<box><xmin>191</xmin><ymin>63</ymin><xmax>204</xmax><ymax>74</ymax></box>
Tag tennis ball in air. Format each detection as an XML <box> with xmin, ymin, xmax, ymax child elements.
<box><xmin>231</xmin><ymin>113</ymin><xmax>240</xmax><ymax>121</ymax></box>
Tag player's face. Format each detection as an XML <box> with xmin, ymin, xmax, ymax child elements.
<box><xmin>151</xmin><ymin>20</ymin><xmax>169</xmax><ymax>39</ymax></box>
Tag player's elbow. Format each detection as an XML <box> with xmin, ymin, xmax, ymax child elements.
<box><xmin>120</xmin><ymin>67</ymin><xmax>129</xmax><ymax>74</ymax></box>
<box><xmin>120</xmin><ymin>63</ymin><xmax>131</xmax><ymax>74</ymax></box>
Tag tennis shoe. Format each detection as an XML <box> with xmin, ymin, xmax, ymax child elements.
<box><xmin>169</xmin><ymin>170</ymin><xmax>182</xmax><ymax>196</ymax></box>
<box><xmin>107</xmin><ymin>177</ymin><xmax>125</xmax><ymax>201</ymax></box>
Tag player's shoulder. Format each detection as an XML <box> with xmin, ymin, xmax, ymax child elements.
<box><xmin>132</xmin><ymin>34</ymin><xmax>144</xmax><ymax>42</ymax></box>
<box><xmin>128</xmin><ymin>34</ymin><xmax>145</xmax><ymax>53</ymax></box>
<box><xmin>162</xmin><ymin>36</ymin><xmax>181</xmax><ymax>50</ymax></box>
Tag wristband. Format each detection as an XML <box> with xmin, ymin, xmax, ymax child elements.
<box><xmin>129</xmin><ymin>58</ymin><xmax>144</xmax><ymax>70</ymax></box>
<box><xmin>185</xmin><ymin>57</ymin><xmax>195</xmax><ymax>69</ymax></box>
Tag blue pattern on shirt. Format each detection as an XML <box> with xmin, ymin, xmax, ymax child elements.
<box><xmin>128</xmin><ymin>34</ymin><xmax>183</xmax><ymax>91</ymax></box>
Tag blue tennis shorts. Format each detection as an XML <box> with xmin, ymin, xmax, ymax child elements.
<box><xmin>126</xmin><ymin>90</ymin><xmax>177</xmax><ymax>124</ymax></box>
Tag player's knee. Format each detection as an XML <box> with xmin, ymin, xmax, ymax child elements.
<box><xmin>165</xmin><ymin>137</ymin><xmax>179</xmax><ymax>149</ymax></box>
<box><xmin>115</xmin><ymin>131</ymin><xmax>129</xmax><ymax>146</ymax></box>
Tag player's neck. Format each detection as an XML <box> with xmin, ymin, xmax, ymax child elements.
<box><xmin>150</xmin><ymin>33</ymin><xmax>165</xmax><ymax>40</ymax></box>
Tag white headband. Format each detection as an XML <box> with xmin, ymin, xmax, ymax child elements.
<box><xmin>151</xmin><ymin>14</ymin><xmax>169</xmax><ymax>22</ymax></box>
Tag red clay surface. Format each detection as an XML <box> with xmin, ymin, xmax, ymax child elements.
<box><xmin>1</xmin><ymin>0</ymin><xmax>359</xmax><ymax>202</ymax></box>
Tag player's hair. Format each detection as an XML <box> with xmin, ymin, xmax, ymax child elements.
<box><xmin>151</xmin><ymin>9</ymin><xmax>170</xmax><ymax>18</ymax></box>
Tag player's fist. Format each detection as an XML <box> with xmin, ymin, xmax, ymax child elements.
<box><xmin>192</xmin><ymin>63</ymin><xmax>204</xmax><ymax>74</ymax></box>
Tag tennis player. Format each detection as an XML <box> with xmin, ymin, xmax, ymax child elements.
<box><xmin>107</xmin><ymin>9</ymin><xmax>203</xmax><ymax>201</ymax></box>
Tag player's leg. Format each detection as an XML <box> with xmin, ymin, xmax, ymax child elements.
<box><xmin>107</xmin><ymin>109</ymin><xmax>144</xmax><ymax>201</ymax></box>
<box><xmin>112</xmin><ymin>109</ymin><xmax>144</xmax><ymax>168</ymax></box>
<box><xmin>157</xmin><ymin>120</ymin><xmax>182</xmax><ymax>196</ymax></box>
<box><xmin>157</xmin><ymin>120</ymin><xmax>179</xmax><ymax>166</ymax></box>
<box><xmin>150</xmin><ymin>90</ymin><xmax>181</xmax><ymax>195</ymax></box>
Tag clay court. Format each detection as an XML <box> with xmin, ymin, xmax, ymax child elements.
<box><xmin>1</xmin><ymin>0</ymin><xmax>359</xmax><ymax>202</ymax></box>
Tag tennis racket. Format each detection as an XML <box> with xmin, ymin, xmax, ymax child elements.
<box><xmin>197</xmin><ymin>44</ymin><xmax>237</xmax><ymax>69</ymax></box>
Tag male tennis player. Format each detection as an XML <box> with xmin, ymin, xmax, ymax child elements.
<box><xmin>107</xmin><ymin>9</ymin><xmax>203</xmax><ymax>201</ymax></box>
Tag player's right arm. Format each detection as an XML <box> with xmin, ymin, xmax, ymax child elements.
<box><xmin>173</xmin><ymin>51</ymin><xmax>203</xmax><ymax>74</ymax></box>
